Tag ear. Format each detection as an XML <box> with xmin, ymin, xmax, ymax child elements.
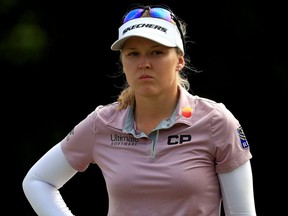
<box><xmin>176</xmin><ymin>56</ymin><xmax>185</xmax><ymax>71</ymax></box>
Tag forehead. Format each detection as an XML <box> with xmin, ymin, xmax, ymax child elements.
<box><xmin>123</xmin><ymin>36</ymin><xmax>168</xmax><ymax>49</ymax></box>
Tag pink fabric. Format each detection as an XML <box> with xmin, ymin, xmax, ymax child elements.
<box><xmin>61</xmin><ymin>87</ymin><xmax>252</xmax><ymax>216</ymax></box>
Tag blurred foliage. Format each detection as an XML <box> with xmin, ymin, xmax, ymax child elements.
<box><xmin>0</xmin><ymin>10</ymin><xmax>47</xmax><ymax>64</ymax></box>
<box><xmin>0</xmin><ymin>0</ymin><xmax>18</xmax><ymax>13</ymax></box>
<box><xmin>0</xmin><ymin>0</ymin><xmax>48</xmax><ymax>65</ymax></box>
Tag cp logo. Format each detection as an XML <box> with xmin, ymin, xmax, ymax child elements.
<box><xmin>167</xmin><ymin>135</ymin><xmax>191</xmax><ymax>145</ymax></box>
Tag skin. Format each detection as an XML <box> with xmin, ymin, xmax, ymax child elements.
<box><xmin>120</xmin><ymin>36</ymin><xmax>185</xmax><ymax>134</ymax></box>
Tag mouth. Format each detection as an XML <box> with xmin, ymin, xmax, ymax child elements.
<box><xmin>139</xmin><ymin>74</ymin><xmax>152</xmax><ymax>79</ymax></box>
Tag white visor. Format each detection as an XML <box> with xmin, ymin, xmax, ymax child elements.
<box><xmin>111</xmin><ymin>17</ymin><xmax>184</xmax><ymax>54</ymax></box>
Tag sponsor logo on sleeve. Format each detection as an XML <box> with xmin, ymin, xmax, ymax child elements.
<box><xmin>237</xmin><ymin>126</ymin><xmax>249</xmax><ymax>148</ymax></box>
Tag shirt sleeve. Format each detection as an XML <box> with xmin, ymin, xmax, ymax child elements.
<box><xmin>212</xmin><ymin>103</ymin><xmax>252</xmax><ymax>173</ymax></box>
<box><xmin>61</xmin><ymin>110</ymin><xmax>98</xmax><ymax>172</ymax></box>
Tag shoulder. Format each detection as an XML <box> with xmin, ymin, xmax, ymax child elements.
<box><xmin>95</xmin><ymin>102</ymin><xmax>119</xmax><ymax>114</ymax></box>
<box><xmin>195</xmin><ymin>96</ymin><xmax>240</xmax><ymax>133</ymax></box>
<box><xmin>178</xmin><ymin>88</ymin><xmax>236</xmax><ymax>122</ymax></box>
<box><xmin>193</xmin><ymin>95</ymin><xmax>221</xmax><ymax>108</ymax></box>
<box><xmin>92</xmin><ymin>102</ymin><xmax>128</xmax><ymax>129</ymax></box>
<box><xmin>92</xmin><ymin>102</ymin><xmax>122</xmax><ymax>120</ymax></box>
<box><xmin>194</xmin><ymin>95</ymin><xmax>233</xmax><ymax>116</ymax></box>
<box><xmin>188</xmin><ymin>94</ymin><xmax>239</xmax><ymax>128</ymax></box>
<box><xmin>179</xmin><ymin>87</ymin><xmax>227</xmax><ymax>113</ymax></box>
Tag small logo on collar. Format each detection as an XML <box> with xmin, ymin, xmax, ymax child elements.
<box><xmin>182</xmin><ymin>106</ymin><xmax>192</xmax><ymax>118</ymax></box>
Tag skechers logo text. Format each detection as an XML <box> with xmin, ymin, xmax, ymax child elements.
<box><xmin>167</xmin><ymin>135</ymin><xmax>191</xmax><ymax>145</ymax></box>
<box><xmin>123</xmin><ymin>23</ymin><xmax>168</xmax><ymax>35</ymax></box>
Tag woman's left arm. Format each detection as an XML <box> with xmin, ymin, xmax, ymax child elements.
<box><xmin>218</xmin><ymin>160</ymin><xmax>257</xmax><ymax>216</ymax></box>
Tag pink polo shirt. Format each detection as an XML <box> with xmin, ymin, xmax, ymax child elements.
<box><xmin>61</xmin><ymin>86</ymin><xmax>252</xmax><ymax>216</ymax></box>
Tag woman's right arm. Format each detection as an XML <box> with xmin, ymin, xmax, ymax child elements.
<box><xmin>22</xmin><ymin>142</ymin><xmax>78</xmax><ymax>216</ymax></box>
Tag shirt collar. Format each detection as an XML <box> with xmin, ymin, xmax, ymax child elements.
<box><xmin>120</xmin><ymin>86</ymin><xmax>196</xmax><ymax>134</ymax></box>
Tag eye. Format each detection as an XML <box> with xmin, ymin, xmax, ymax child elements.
<box><xmin>151</xmin><ymin>50</ymin><xmax>164</xmax><ymax>55</ymax></box>
<box><xmin>127</xmin><ymin>51</ymin><xmax>139</xmax><ymax>56</ymax></box>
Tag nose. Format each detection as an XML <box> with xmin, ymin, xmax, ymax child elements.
<box><xmin>138</xmin><ymin>56</ymin><xmax>151</xmax><ymax>70</ymax></box>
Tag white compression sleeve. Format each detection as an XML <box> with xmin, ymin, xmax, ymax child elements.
<box><xmin>22</xmin><ymin>142</ymin><xmax>78</xmax><ymax>216</ymax></box>
<box><xmin>218</xmin><ymin>160</ymin><xmax>257</xmax><ymax>216</ymax></box>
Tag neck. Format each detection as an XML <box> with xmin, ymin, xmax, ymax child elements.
<box><xmin>134</xmin><ymin>87</ymin><xmax>180</xmax><ymax>134</ymax></box>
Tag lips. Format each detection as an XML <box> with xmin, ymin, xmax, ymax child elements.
<box><xmin>139</xmin><ymin>74</ymin><xmax>152</xmax><ymax>79</ymax></box>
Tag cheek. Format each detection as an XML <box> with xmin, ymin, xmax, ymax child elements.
<box><xmin>121</xmin><ymin>58</ymin><xmax>134</xmax><ymax>70</ymax></box>
<box><xmin>122</xmin><ymin>65</ymin><xmax>134</xmax><ymax>82</ymax></box>
<box><xmin>122</xmin><ymin>63</ymin><xmax>132</xmax><ymax>75</ymax></box>
<box><xmin>162</xmin><ymin>60</ymin><xmax>178</xmax><ymax>74</ymax></box>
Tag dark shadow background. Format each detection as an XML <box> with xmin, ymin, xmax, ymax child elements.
<box><xmin>2</xmin><ymin>0</ymin><xmax>287</xmax><ymax>215</ymax></box>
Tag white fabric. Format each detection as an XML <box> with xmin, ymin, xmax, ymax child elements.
<box><xmin>22</xmin><ymin>143</ymin><xmax>77</xmax><ymax>216</ymax></box>
<box><xmin>111</xmin><ymin>17</ymin><xmax>184</xmax><ymax>54</ymax></box>
<box><xmin>218</xmin><ymin>160</ymin><xmax>257</xmax><ymax>215</ymax></box>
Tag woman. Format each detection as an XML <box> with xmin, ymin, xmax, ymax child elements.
<box><xmin>23</xmin><ymin>4</ymin><xmax>257</xmax><ymax>215</ymax></box>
